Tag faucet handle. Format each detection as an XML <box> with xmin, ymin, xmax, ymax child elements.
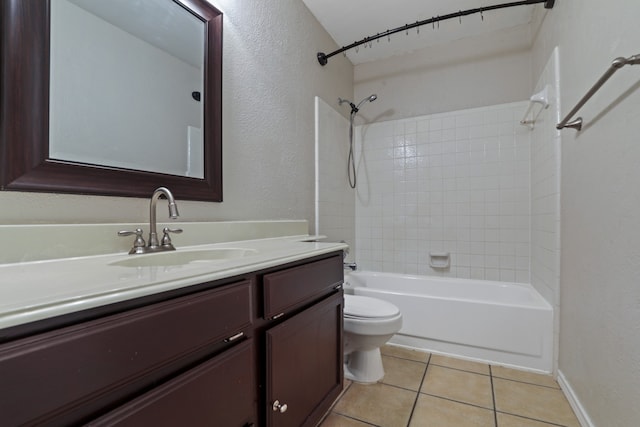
<box><xmin>118</xmin><ymin>228</ymin><xmax>146</xmax><ymax>254</ymax></box>
<box><xmin>161</xmin><ymin>227</ymin><xmax>183</xmax><ymax>248</ymax></box>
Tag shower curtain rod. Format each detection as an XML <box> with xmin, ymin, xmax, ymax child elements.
<box><xmin>317</xmin><ymin>0</ymin><xmax>555</xmax><ymax>66</ymax></box>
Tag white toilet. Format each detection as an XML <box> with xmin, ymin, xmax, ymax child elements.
<box><xmin>343</xmin><ymin>294</ymin><xmax>403</xmax><ymax>383</ymax></box>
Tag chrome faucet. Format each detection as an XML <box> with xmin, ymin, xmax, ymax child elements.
<box><xmin>118</xmin><ymin>187</ymin><xmax>183</xmax><ymax>254</ymax></box>
<box><xmin>148</xmin><ymin>187</ymin><xmax>180</xmax><ymax>248</ymax></box>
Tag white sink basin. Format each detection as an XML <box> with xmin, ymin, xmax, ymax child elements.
<box><xmin>110</xmin><ymin>248</ymin><xmax>258</xmax><ymax>268</ymax></box>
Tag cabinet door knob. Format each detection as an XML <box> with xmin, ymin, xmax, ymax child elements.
<box><xmin>272</xmin><ymin>400</ymin><xmax>288</xmax><ymax>413</ymax></box>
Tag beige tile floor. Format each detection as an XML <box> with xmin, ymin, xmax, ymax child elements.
<box><xmin>320</xmin><ymin>345</ymin><xmax>580</xmax><ymax>427</ymax></box>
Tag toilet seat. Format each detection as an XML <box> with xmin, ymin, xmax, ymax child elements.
<box><xmin>344</xmin><ymin>294</ymin><xmax>400</xmax><ymax>319</ymax></box>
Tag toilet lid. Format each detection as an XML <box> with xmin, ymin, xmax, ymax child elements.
<box><xmin>344</xmin><ymin>294</ymin><xmax>400</xmax><ymax>319</ymax></box>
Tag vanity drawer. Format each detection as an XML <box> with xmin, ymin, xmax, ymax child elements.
<box><xmin>263</xmin><ymin>254</ymin><xmax>343</xmax><ymax>319</ymax></box>
<box><xmin>0</xmin><ymin>280</ymin><xmax>252</xmax><ymax>426</ymax></box>
<box><xmin>88</xmin><ymin>339</ymin><xmax>256</xmax><ymax>427</ymax></box>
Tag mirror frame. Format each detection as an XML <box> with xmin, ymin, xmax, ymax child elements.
<box><xmin>0</xmin><ymin>0</ymin><xmax>223</xmax><ymax>202</ymax></box>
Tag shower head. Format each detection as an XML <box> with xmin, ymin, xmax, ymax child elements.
<box><xmin>339</xmin><ymin>94</ymin><xmax>377</xmax><ymax>115</ymax></box>
<box><xmin>355</xmin><ymin>94</ymin><xmax>377</xmax><ymax>111</ymax></box>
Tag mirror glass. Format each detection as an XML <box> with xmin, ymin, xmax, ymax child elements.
<box><xmin>49</xmin><ymin>0</ymin><xmax>205</xmax><ymax>178</ymax></box>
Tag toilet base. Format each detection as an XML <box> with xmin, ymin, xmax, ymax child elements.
<box><xmin>344</xmin><ymin>348</ymin><xmax>385</xmax><ymax>383</ymax></box>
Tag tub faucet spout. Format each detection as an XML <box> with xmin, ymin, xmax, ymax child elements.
<box><xmin>344</xmin><ymin>262</ymin><xmax>358</xmax><ymax>271</ymax></box>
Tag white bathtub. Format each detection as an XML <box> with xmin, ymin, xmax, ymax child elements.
<box><xmin>345</xmin><ymin>271</ymin><xmax>553</xmax><ymax>373</ymax></box>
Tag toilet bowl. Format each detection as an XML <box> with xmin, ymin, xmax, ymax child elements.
<box><xmin>343</xmin><ymin>294</ymin><xmax>402</xmax><ymax>383</ymax></box>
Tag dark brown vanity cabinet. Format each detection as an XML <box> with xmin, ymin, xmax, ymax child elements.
<box><xmin>0</xmin><ymin>279</ymin><xmax>256</xmax><ymax>426</ymax></box>
<box><xmin>0</xmin><ymin>251</ymin><xmax>344</xmax><ymax>427</ymax></box>
<box><xmin>266</xmin><ymin>292</ymin><xmax>343</xmax><ymax>427</ymax></box>
<box><xmin>261</xmin><ymin>254</ymin><xmax>344</xmax><ymax>427</ymax></box>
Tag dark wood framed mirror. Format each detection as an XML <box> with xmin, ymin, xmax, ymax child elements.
<box><xmin>0</xmin><ymin>0</ymin><xmax>223</xmax><ymax>202</ymax></box>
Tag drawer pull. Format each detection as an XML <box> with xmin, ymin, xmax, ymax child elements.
<box><xmin>271</xmin><ymin>313</ymin><xmax>285</xmax><ymax>320</ymax></box>
<box><xmin>272</xmin><ymin>400</ymin><xmax>288</xmax><ymax>413</ymax></box>
<box><xmin>224</xmin><ymin>332</ymin><xmax>244</xmax><ymax>343</ymax></box>
<box><xmin>333</xmin><ymin>283</ymin><xmax>342</xmax><ymax>290</ymax></box>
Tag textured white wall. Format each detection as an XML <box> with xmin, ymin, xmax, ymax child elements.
<box><xmin>314</xmin><ymin>97</ymin><xmax>355</xmax><ymax>260</ymax></box>
<box><xmin>353</xmin><ymin>26</ymin><xmax>533</xmax><ymax>123</ymax></box>
<box><xmin>0</xmin><ymin>0</ymin><xmax>353</xmax><ymax>227</ymax></box>
<box><xmin>532</xmin><ymin>2</ymin><xmax>640</xmax><ymax>426</ymax></box>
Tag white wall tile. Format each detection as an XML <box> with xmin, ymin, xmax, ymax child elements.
<box><xmin>355</xmin><ymin>101</ymin><xmax>531</xmax><ymax>282</ymax></box>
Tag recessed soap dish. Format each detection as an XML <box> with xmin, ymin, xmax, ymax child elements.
<box><xmin>429</xmin><ymin>252</ymin><xmax>450</xmax><ymax>269</ymax></box>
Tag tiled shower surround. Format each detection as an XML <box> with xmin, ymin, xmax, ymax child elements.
<box><xmin>355</xmin><ymin>102</ymin><xmax>531</xmax><ymax>281</ymax></box>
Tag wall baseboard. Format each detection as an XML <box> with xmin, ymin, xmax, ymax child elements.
<box><xmin>557</xmin><ymin>369</ymin><xmax>595</xmax><ymax>427</ymax></box>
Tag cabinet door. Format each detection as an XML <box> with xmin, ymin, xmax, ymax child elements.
<box><xmin>266</xmin><ymin>292</ymin><xmax>343</xmax><ymax>427</ymax></box>
<box><xmin>89</xmin><ymin>339</ymin><xmax>256</xmax><ymax>427</ymax></box>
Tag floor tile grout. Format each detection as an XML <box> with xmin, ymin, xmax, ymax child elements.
<box><xmin>381</xmin><ymin>353</ymin><xmax>429</xmax><ymax>365</ymax></box>
<box><xmin>429</xmin><ymin>362</ymin><xmax>491</xmax><ymax>376</ymax></box>
<box><xmin>491</xmin><ymin>374</ymin><xmax>561</xmax><ymax>389</ymax></box>
<box><xmin>418</xmin><ymin>392</ymin><xmax>495</xmax><ymax>412</ymax></box>
<box><xmin>331</xmin><ymin>411</ymin><xmax>380</xmax><ymax>426</ymax></box>
<box><xmin>428</xmin><ymin>359</ymin><xmax>560</xmax><ymax>390</ymax></box>
<box><xmin>489</xmin><ymin>365</ymin><xmax>498</xmax><ymax>427</ymax></box>
<box><xmin>379</xmin><ymin>380</ymin><xmax>424</xmax><ymax>394</ymax></box>
<box><xmin>494</xmin><ymin>410</ymin><xmax>570</xmax><ymax>427</ymax></box>
<box><xmin>490</xmin><ymin>365</ymin><xmax>570</xmax><ymax>427</ymax></box>
<box><xmin>405</xmin><ymin>353</ymin><xmax>431</xmax><ymax>427</ymax></box>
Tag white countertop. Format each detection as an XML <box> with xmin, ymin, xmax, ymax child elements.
<box><xmin>0</xmin><ymin>235</ymin><xmax>347</xmax><ymax>330</ymax></box>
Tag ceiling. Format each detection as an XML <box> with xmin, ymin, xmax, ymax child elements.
<box><xmin>303</xmin><ymin>0</ymin><xmax>542</xmax><ymax>65</ymax></box>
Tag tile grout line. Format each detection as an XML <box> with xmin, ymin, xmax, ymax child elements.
<box><xmin>380</xmin><ymin>382</ymin><xmax>426</xmax><ymax>395</ymax></box>
<box><xmin>489</xmin><ymin>368</ymin><xmax>568</xmax><ymax>427</ymax></box>
<box><xmin>430</xmin><ymin>362</ymin><xmax>491</xmax><ymax>377</ymax></box>
<box><xmin>419</xmin><ymin>392</ymin><xmax>496</xmax><ymax>413</ymax></box>
<box><xmin>332</xmin><ymin>412</ymin><xmax>380</xmax><ymax>427</ymax></box>
<box><xmin>494</xmin><ymin>410</ymin><xmax>569</xmax><ymax>427</ymax></box>
<box><xmin>386</xmin><ymin>355</ymin><xmax>561</xmax><ymax>391</ymax></box>
<box><xmin>318</xmin><ymin>380</ymin><xmax>354</xmax><ymax>426</ymax></box>
<box><xmin>382</xmin><ymin>351</ymin><xmax>431</xmax><ymax>365</ymax></box>
<box><xmin>491</xmin><ymin>375</ymin><xmax>562</xmax><ymax>390</ymax></box>
<box><xmin>428</xmin><ymin>358</ymin><xmax>560</xmax><ymax>390</ymax></box>
<box><xmin>489</xmin><ymin>365</ymin><xmax>498</xmax><ymax>427</ymax></box>
<box><xmin>405</xmin><ymin>352</ymin><xmax>431</xmax><ymax>427</ymax></box>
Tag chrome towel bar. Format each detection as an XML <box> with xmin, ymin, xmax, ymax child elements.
<box><xmin>557</xmin><ymin>54</ymin><xmax>640</xmax><ymax>131</ymax></box>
